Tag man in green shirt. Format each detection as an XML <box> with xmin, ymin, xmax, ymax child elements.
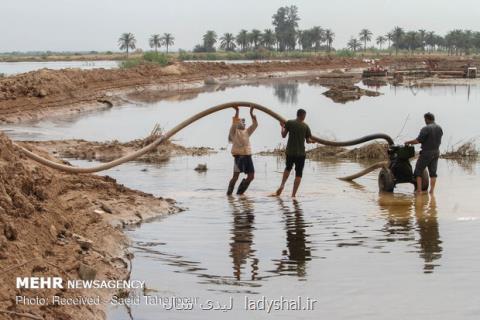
<box><xmin>275</xmin><ymin>109</ymin><xmax>314</xmax><ymax>197</ymax></box>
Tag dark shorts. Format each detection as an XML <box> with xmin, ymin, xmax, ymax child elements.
<box><xmin>233</xmin><ymin>155</ymin><xmax>255</xmax><ymax>174</ymax></box>
<box><xmin>414</xmin><ymin>150</ymin><xmax>439</xmax><ymax>178</ymax></box>
<box><xmin>285</xmin><ymin>155</ymin><xmax>306</xmax><ymax>177</ymax></box>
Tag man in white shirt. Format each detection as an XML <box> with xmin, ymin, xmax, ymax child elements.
<box><xmin>227</xmin><ymin>106</ymin><xmax>258</xmax><ymax>195</ymax></box>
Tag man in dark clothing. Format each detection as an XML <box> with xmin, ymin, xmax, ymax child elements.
<box><xmin>405</xmin><ymin>112</ymin><xmax>443</xmax><ymax>194</ymax></box>
<box><xmin>275</xmin><ymin>109</ymin><xmax>315</xmax><ymax>197</ymax></box>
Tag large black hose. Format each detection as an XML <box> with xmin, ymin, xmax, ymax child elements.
<box><xmin>312</xmin><ymin>134</ymin><xmax>394</xmax><ymax>147</ymax></box>
<box><xmin>15</xmin><ymin>101</ymin><xmax>394</xmax><ymax>173</ymax></box>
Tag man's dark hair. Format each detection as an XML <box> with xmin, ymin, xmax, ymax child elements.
<box><xmin>424</xmin><ymin>112</ymin><xmax>435</xmax><ymax>122</ymax></box>
<box><xmin>297</xmin><ymin>109</ymin><xmax>307</xmax><ymax>117</ymax></box>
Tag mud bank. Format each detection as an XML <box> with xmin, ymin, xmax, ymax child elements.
<box><xmin>22</xmin><ymin>139</ymin><xmax>215</xmax><ymax>164</ymax></box>
<box><xmin>0</xmin><ymin>133</ymin><xmax>178</xmax><ymax>320</ymax></box>
<box><xmin>0</xmin><ymin>58</ymin><xmax>368</xmax><ymax>123</ymax></box>
<box><xmin>258</xmin><ymin>142</ymin><xmax>389</xmax><ymax>160</ymax></box>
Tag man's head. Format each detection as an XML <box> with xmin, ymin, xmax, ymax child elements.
<box><xmin>424</xmin><ymin>112</ymin><xmax>435</xmax><ymax>124</ymax></box>
<box><xmin>237</xmin><ymin>118</ymin><xmax>246</xmax><ymax>130</ymax></box>
<box><xmin>296</xmin><ymin>108</ymin><xmax>307</xmax><ymax>121</ymax></box>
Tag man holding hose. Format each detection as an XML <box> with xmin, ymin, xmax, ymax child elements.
<box><xmin>227</xmin><ymin>106</ymin><xmax>258</xmax><ymax>195</ymax></box>
<box><xmin>275</xmin><ymin>108</ymin><xmax>315</xmax><ymax>198</ymax></box>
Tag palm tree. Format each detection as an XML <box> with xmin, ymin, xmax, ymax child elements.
<box><xmin>236</xmin><ymin>30</ymin><xmax>249</xmax><ymax>52</ymax></box>
<box><xmin>220</xmin><ymin>33</ymin><xmax>236</xmax><ymax>51</ymax></box>
<box><xmin>348</xmin><ymin>38</ymin><xmax>361</xmax><ymax>52</ymax></box>
<box><xmin>250</xmin><ymin>29</ymin><xmax>262</xmax><ymax>49</ymax></box>
<box><xmin>392</xmin><ymin>26</ymin><xmax>405</xmax><ymax>55</ymax></box>
<box><xmin>161</xmin><ymin>33</ymin><xmax>174</xmax><ymax>53</ymax></box>
<box><xmin>386</xmin><ymin>32</ymin><xmax>393</xmax><ymax>50</ymax></box>
<box><xmin>325</xmin><ymin>29</ymin><xmax>335</xmax><ymax>53</ymax></box>
<box><xmin>310</xmin><ymin>26</ymin><xmax>324</xmax><ymax>52</ymax></box>
<box><xmin>262</xmin><ymin>29</ymin><xmax>276</xmax><ymax>50</ymax></box>
<box><xmin>426</xmin><ymin>31</ymin><xmax>436</xmax><ymax>52</ymax></box>
<box><xmin>404</xmin><ymin>31</ymin><xmax>419</xmax><ymax>53</ymax></box>
<box><xmin>418</xmin><ymin>29</ymin><xmax>427</xmax><ymax>51</ymax></box>
<box><xmin>118</xmin><ymin>33</ymin><xmax>136</xmax><ymax>58</ymax></box>
<box><xmin>376</xmin><ymin>35</ymin><xmax>386</xmax><ymax>50</ymax></box>
<box><xmin>202</xmin><ymin>30</ymin><xmax>217</xmax><ymax>52</ymax></box>
<box><xmin>149</xmin><ymin>34</ymin><xmax>161</xmax><ymax>53</ymax></box>
<box><xmin>359</xmin><ymin>29</ymin><xmax>373</xmax><ymax>52</ymax></box>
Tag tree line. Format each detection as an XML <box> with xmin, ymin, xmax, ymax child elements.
<box><xmin>117</xmin><ymin>5</ymin><xmax>480</xmax><ymax>56</ymax></box>
<box><xmin>347</xmin><ymin>27</ymin><xmax>480</xmax><ymax>55</ymax></box>
<box><xmin>118</xmin><ymin>32</ymin><xmax>174</xmax><ymax>57</ymax></box>
<box><xmin>194</xmin><ymin>6</ymin><xmax>335</xmax><ymax>53</ymax></box>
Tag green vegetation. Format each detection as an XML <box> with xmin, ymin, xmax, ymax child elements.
<box><xmin>118</xmin><ymin>52</ymin><xmax>169</xmax><ymax>68</ymax></box>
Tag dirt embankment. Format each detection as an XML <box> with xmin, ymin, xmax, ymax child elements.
<box><xmin>0</xmin><ymin>57</ymin><xmax>367</xmax><ymax>123</ymax></box>
<box><xmin>258</xmin><ymin>142</ymin><xmax>389</xmax><ymax>161</ymax></box>
<box><xmin>0</xmin><ymin>133</ymin><xmax>178</xmax><ymax>320</ymax></box>
<box><xmin>23</xmin><ymin>139</ymin><xmax>214</xmax><ymax>164</ymax></box>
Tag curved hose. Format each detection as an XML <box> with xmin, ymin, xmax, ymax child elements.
<box><xmin>14</xmin><ymin>101</ymin><xmax>394</xmax><ymax>174</ymax></box>
<box><xmin>338</xmin><ymin>161</ymin><xmax>389</xmax><ymax>181</ymax></box>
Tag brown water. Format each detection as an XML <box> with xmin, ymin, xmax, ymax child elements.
<box><xmin>3</xmin><ymin>80</ymin><xmax>480</xmax><ymax>319</ymax></box>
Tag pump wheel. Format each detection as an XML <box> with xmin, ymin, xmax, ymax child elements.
<box><xmin>378</xmin><ymin>168</ymin><xmax>395</xmax><ymax>192</ymax></box>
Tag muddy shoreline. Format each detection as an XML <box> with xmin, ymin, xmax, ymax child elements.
<box><xmin>2</xmin><ymin>56</ymin><xmax>479</xmax><ymax>124</ymax></box>
<box><xmin>0</xmin><ymin>133</ymin><xmax>180</xmax><ymax>320</ymax></box>
<box><xmin>0</xmin><ymin>58</ymin><xmax>371</xmax><ymax>124</ymax></box>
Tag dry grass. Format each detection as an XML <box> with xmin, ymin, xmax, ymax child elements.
<box><xmin>442</xmin><ymin>140</ymin><xmax>478</xmax><ymax>159</ymax></box>
<box><xmin>258</xmin><ymin>142</ymin><xmax>388</xmax><ymax>160</ymax></box>
<box><xmin>308</xmin><ymin>142</ymin><xmax>388</xmax><ymax>160</ymax></box>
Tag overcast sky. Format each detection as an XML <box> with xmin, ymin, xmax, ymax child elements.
<box><xmin>2</xmin><ymin>0</ymin><xmax>480</xmax><ymax>52</ymax></box>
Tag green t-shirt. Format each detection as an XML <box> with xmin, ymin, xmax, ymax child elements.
<box><xmin>285</xmin><ymin>119</ymin><xmax>312</xmax><ymax>156</ymax></box>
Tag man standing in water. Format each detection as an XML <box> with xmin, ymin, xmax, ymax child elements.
<box><xmin>405</xmin><ymin>112</ymin><xmax>443</xmax><ymax>194</ymax></box>
<box><xmin>227</xmin><ymin>106</ymin><xmax>258</xmax><ymax>195</ymax></box>
<box><xmin>275</xmin><ymin>109</ymin><xmax>314</xmax><ymax>197</ymax></box>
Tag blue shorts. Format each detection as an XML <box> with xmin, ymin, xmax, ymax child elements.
<box><xmin>233</xmin><ymin>155</ymin><xmax>255</xmax><ymax>174</ymax></box>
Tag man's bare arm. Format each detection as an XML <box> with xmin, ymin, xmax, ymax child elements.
<box><xmin>280</xmin><ymin>122</ymin><xmax>288</xmax><ymax>138</ymax></box>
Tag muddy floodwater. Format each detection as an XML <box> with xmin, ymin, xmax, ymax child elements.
<box><xmin>3</xmin><ymin>79</ymin><xmax>480</xmax><ymax>319</ymax></box>
<box><xmin>0</xmin><ymin>60</ymin><xmax>118</xmax><ymax>75</ymax></box>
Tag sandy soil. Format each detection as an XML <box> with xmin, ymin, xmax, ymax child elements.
<box><xmin>0</xmin><ymin>133</ymin><xmax>178</xmax><ymax>320</ymax></box>
<box><xmin>23</xmin><ymin>139</ymin><xmax>215</xmax><ymax>164</ymax></box>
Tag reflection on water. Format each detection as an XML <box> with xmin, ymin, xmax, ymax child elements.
<box><xmin>3</xmin><ymin>76</ymin><xmax>480</xmax><ymax>319</ymax></box>
<box><xmin>273</xmin><ymin>81</ymin><xmax>299</xmax><ymax>104</ymax></box>
<box><xmin>378</xmin><ymin>193</ymin><xmax>442</xmax><ymax>273</ymax></box>
<box><xmin>275</xmin><ymin>199</ymin><xmax>311</xmax><ymax>277</ymax></box>
<box><xmin>228</xmin><ymin>196</ymin><xmax>258</xmax><ymax>281</ymax></box>
<box><xmin>415</xmin><ymin>195</ymin><xmax>442</xmax><ymax>273</ymax></box>
<box><xmin>59</xmin><ymin>153</ymin><xmax>479</xmax><ymax>319</ymax></box>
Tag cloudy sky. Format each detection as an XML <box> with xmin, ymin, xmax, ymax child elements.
<box><xmin>2</xmin><ymin>0</ymin><xmax>479</xmax><ymax>52</ymax></box>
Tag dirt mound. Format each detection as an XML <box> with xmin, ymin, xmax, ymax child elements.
<box><xmin>308</xmin><ymin>142</ymin><xmax>388</xmax><ymax>160</ymax></box>
<box><xmin>25</xmin><ymin>139</ymin><xmax>215</xmax><ymax>164</ymax></box>
<box><xmin>0</xmin><ymin>58</ymin><xmax>369</xmax><ymax>123</ymax></box>
<box><xmin>259</xmin><ymin>142</ymin><xmax>388</xmax><ymax>160</ymax></box>
<box><xmin>322</xmin><ymin>85</ymin><xmax>381</xmax><ymax>103</ymax></box>
<box><xmin>0</xmin><ymin>133</ymin><xmax>176</xmax><ymax>320</ymax></box>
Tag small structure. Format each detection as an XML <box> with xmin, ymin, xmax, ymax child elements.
<box><xmin>465</xmin><ymin>67</ymin><xmax>477</xmax><ymax>79</ymax></box>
